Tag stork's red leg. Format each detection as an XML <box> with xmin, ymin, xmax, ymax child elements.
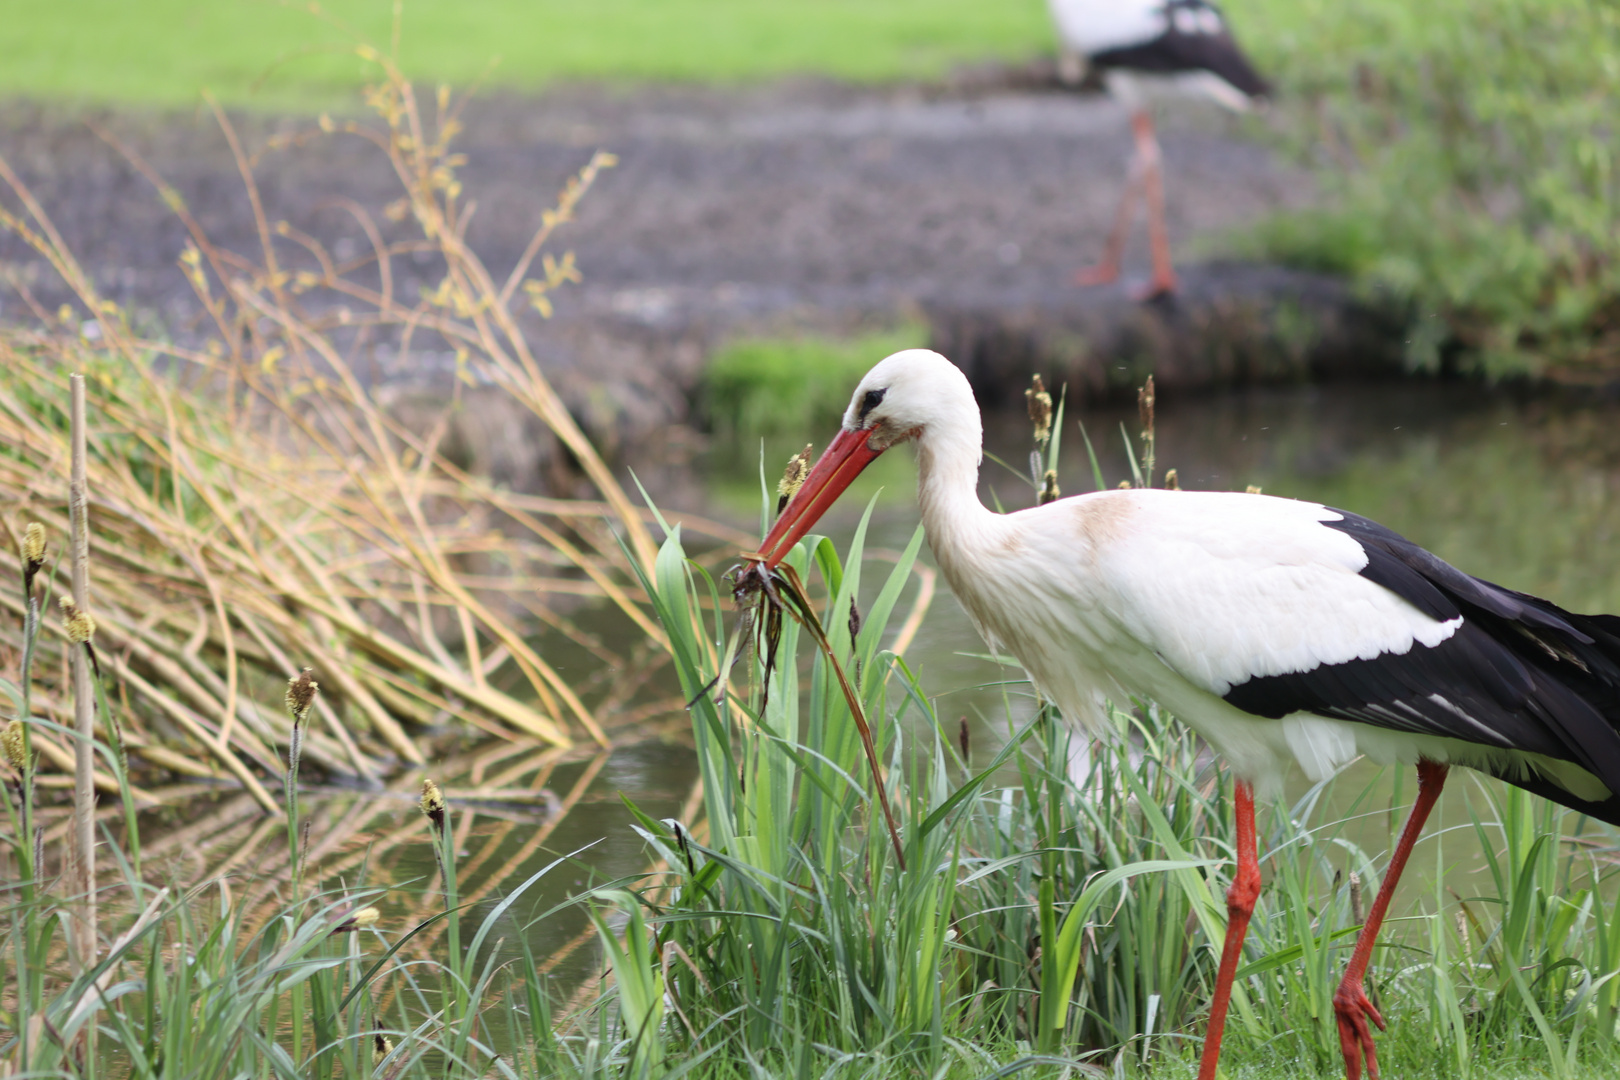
<box><xmin>1074</xmin><ymin>126</ymin><xmax>1144</xmax><ymax>288</ymax></box>
<box><xmin>1135</xmin><ymin>109</ymin><xmax>1177</xmax><ymax>299</ymax></box>
<box><xmin>1334</xmin><ymin>760</ymin><xmax>1448</xmax><ymax>1080</ymax></box>
<box><xmin>1197</xmin><ymin>779</ymin><xmax>1261</xmax><ymax>1080</ymax></box>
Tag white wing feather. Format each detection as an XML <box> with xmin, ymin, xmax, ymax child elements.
<box><xmin>1046</xmin><ymin>0</ymin><xmax>1166</xmax><ymax>55</ymax></box>
<box><xmin>1062</xmin><ymin>490</ymin><xmax>1461</xmax><ymax>695</ymax></box>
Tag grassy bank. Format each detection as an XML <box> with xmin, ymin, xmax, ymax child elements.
<box><xmin>0</xmin><ymin>0</ymin><xmax>1054</xmax><ymax>107</ymax></box>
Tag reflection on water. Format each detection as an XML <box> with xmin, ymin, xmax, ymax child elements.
<box><xmin>374</xmin><ymin>743</ymin><xmax>699</xmax><ymax>990</ymax></box>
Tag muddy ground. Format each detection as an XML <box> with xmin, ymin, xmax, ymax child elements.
<box><xmin>0</xmin><ymin>72</ymin><xmax>1392</xmax><ymax>476</ymax></box>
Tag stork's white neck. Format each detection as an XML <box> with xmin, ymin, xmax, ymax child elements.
<box><xmin>913</xmin><ymin>401</ymin><xmax>1001</xmax><ymax>565</ymax></box>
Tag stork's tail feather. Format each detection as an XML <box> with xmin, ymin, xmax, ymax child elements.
<box><xmin>1485</xmin><ymin>765</ymin><xmax>1620</xmax><ymax>828</ymax></box>
<box><xmin>1491</xmin><ymin>600</ymin><xmax>1620</xmax><ymax>819</ymax></box>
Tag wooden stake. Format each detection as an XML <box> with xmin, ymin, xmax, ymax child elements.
<box><xmin>69</xmin><ymin>373</ymin><xmax>96</xmax><ymax>975</ymax></box>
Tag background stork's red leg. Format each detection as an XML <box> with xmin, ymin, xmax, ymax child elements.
<box><xmin>1134</xmin><ymin>109</ymin><xmax>1177</xmax><ymax>298</ymax></box>
<box><xmin>1334</xmin><ymin>760</ymin><xmax>1449</xmax><ymax>1080</ymax></box>
<box><xmin>1197</xmin><ymin>779</ymin><xmax>1262</xmax><ymax>1080</ymax></box>
<box><xmin>1074</xmin><ymin>132</ymin><xmax>1144</xmax><ymax>287</ymax></box>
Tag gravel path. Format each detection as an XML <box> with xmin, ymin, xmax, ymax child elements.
<box><xmin>2</xmin><ymin>76</ymin><xmax>1368</xmax><ymax>458</ymax></box>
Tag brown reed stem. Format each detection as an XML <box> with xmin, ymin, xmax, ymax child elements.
<box><xmin>68</xmin><ymin>374</ymin><xmax>98</xmax><ymax>999</ymax></box>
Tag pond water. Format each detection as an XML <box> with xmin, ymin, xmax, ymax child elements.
<box><xmin>154</xmin><ymin>380</ymin><xmax>1620</xmax><ymax>994</ymax></box>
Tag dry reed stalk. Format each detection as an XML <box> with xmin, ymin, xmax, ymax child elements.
<box><xmin>0</xmin><ymin>52</ymin><xmax>710</xmax><ymax>798</ymax></box>
<box><xmin>67</xmin><ymin>374</ymin><xmax>96</xmax><ymax>977</ymax></box>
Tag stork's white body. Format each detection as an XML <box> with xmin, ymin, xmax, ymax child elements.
<box><xmin>933</xmin><ymin>485</ymin><xmax>1600</xmax><ymax>801</ymax></box>
<box><xmin>1046</xmin><ymin>0</ymin><xmax>1267</xmax><ymax>110</ymax></box>
<box><xmin>1047</xmin><ymin>0</ymin><xmax>1166</xmax><ymax>56</ymax></box>
<box><xmin>839</xmin><ymin>350</ymin><xmax>1620</xmax><ymax>812</ymax></box>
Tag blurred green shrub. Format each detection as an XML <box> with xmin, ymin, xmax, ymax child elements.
<box><xmin>1239</xmin><ymin>0</ymin><xmax>1620</xmax><ymax>379</ymax></box>
<box><xmin>701</xmin><ymin>323</ymin><xmax>927</xmax><ymax>439</ymax></box>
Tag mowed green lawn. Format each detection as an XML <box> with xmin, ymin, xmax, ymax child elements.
<box><xmin>0</xmin><ymin>0</ymin><xmax>1058</xmax><ymax>107</ymax></box>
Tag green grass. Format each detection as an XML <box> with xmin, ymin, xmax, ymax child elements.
<box><xmin>0</xmin><ymin>0</ymin><xmax>1054</xmax><ymax>108</ymax></box>
<box><xmin>702</xmin><ymin>324</ymin><xmax>929</xmax><ymax>440</ymax></box>
<box><xmin>1232</xmin><ymin>0</ymin><xmax>1620</xmax><ymax>378</ymax></box>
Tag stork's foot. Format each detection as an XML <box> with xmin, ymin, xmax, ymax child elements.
<box><xmin>1333</xmin><ymin>980</ymin><xmax>1386</xmax><ymax>1080</ymax></box>
<box><xmin>1073</xmin><ymin>262</ymin><xmax>1120</xmax><ymax>287</ymax></box>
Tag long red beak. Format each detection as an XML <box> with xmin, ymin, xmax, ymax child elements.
<box><xmin>753</xmin><ymin>427</ymin><xmax>885</xmax><ymax>567</ymax></box>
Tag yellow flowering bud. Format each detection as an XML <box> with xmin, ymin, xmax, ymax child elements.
<box><xmin>1</xmin><ymin>721</ymin><xmax>26</xmax><ymax>771</ymax></box>
<box><xmin>1038</xmin><ymin>469</ymin><xmax>1061</xmax><ymax>506</ymax></box>
<box><xmin>284</xmin><ymin>668</ymin><xmax>319</xmax><ymax>724</ymax></box>
<box><xmin>420</xmin><ymin>778</ymin><xmax>446</xmax><ymax>830</ymax></box>
<box><xmin>1026</xmin><ymin>374</ymin><xmax>1053</xmax><ymax>448</ymax></box>
<box><xmin>777</xmin><ymin>444</ymin><xmax>813</xmax><ymax>504</ymax></box>
<box><xmin>60</xmin><ymin>597</ymin><xmax>96</xmax><ymax>644</ymax></box>
<box><xmin>23</xmin><ymin>523</ymin><xmax>45</xmax><ymax>567</ymax></box>
<box><xmin>332</xmin><ymin>905</ymin><xmax>381</xmax><ymax>934</ymax></box>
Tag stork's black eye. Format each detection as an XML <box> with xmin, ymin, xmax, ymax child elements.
<box><xmin>858</xmin><ymin>388</ymin><xmax>886</xmax><ymax>421</ymax></box>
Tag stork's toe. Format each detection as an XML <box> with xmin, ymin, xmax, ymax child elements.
<box><xmin>1333</xmin><ymin>982</ymin><xmax>1385</xmax><ymax>1080</ymax></box>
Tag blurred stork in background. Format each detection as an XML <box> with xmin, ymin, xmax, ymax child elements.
<box><xmin>1048</xmin><ymin>0</ymin><xmax>1270</xmax><ymax>297</ymax></box>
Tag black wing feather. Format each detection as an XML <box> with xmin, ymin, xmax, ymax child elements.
<box><xmin>1089</xmin><ymin>0</ymin><xmax>1271</xmax><ymax>98</ymax></box>
<box><xmin>1223</xmin><ymin>509</ymin><xmax>1620</xmax><ymax>824</ymax></box>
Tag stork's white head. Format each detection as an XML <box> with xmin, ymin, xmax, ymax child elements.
<box><xmin>752</xmin><ymin>349</ymin><xmax>982</xmax><ymax>567</ymax></box>
<box><xmin>838</xmin><ymin>348</ymin><xmax>978</xmax><ymax>450</ymax></box>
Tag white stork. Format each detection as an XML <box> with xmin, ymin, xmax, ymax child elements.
<box><xmin>1047</xmin><ymin>0</ymin><xmax>1271</xmax><ymax>297</ymax></box>
<box><xmin>747</xmin><ymin>350</ymin><xmax>1620</xmax><ymax>1080</ymax></box>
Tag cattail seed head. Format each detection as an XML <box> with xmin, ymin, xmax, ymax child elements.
<box><xmin>957</xmin><ymin>717</ymin><xmax>970</xmax><ymax>761</ymax></box>
<box><xmin>420</xmin><ymin>778</ymin><xmax>446</xmax><ymax>830</ymax></box>
<box><xmin>2</xmin><ymin>720</ymin><xmax>26</xmax><ymax>771</ymax></box>
<box><xmin>776</xmin><ymin>444</ymin><xmax>813</xmax><ymax>513</ymax></box>
<box><xmin>1038</xmin><ymin>469</ymin><xmax>1061</xmax><ymax>506</ymax></box>
<box><xmin>1349</xmin><ymin>871</ymin><xmax>1364</xmax><ymax>925</ymax></box>
<box><xmin>59</xmin><ymin>597</ymin><xmax>95</xmax><ymax>644</ymax></box>
<box><xmin>1026</xmin><ymin>375</ymin><xmax>1053</xmax><ymax>448</ymax></box>
<box><xmin>847</xmin><ymin>599</ymin><xmax>862</xmax><ymax>642</ymax></box>
<box><xmin>285</xmin><ymin>668</ymin><xmax>319</xmax><ymax>724</ymax></box>
<box><xmin>1164</xmin><ymin>468</ymin><xmax>1180</xmax><ymax>491</ymax></box>
<box><xmin>374</xmin><ymin>1033</ymin><xmax>394</xmax><ymax>1056</ymax></box>
<box><xmin>23</xmin><ymin>523</ymin><xmax>45</xmax><ymax>568</ymax></box>
<box><xmin>1137</xmin><ymin>375</ymin><xmax>1156</xmax><ymax>435</ymax></box>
